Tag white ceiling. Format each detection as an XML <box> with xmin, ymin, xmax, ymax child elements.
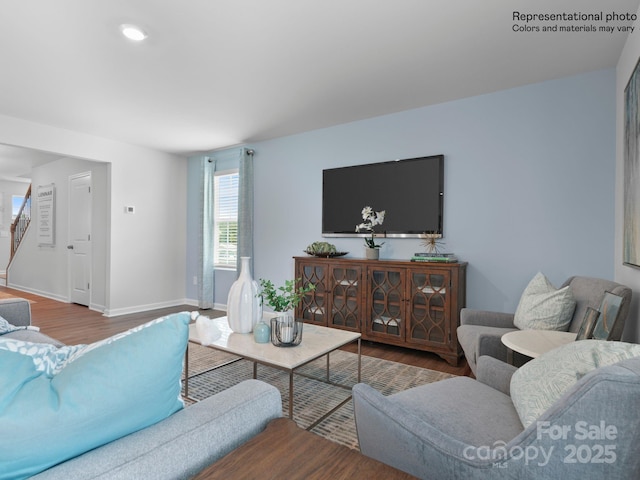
<box><xmin>0</xmin><ymin>0</ymin><xmax>638</xmax><ymax>161</ymax></box>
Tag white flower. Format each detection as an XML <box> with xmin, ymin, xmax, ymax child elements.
<box><xmin>357</xmin><ymin>205</ymin><xmax>385</xmax><ymax>231</ymax></box>
<box><xmin>356</xmin><ymin>206</ymin><xmax>386</xmax><ymax>248</ymax></box>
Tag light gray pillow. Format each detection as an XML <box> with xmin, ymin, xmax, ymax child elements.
<box><xmin>510</xmin><ymin>340</ymin><xmax>640</xmax><ymax>428</ymax></box>
<box><xmin>513</xmin><ymin>272</ymin><xmax>576</xmax><ymax>331</ymax></box>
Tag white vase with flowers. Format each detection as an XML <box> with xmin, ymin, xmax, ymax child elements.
<box><xmin>355</xmin><ymin>206</ymin><xmax>386</xmax><ymax>260</ymax></box>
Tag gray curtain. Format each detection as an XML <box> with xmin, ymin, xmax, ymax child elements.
<box><xmin>198</xmin><ymin>157</ymin><xmax>216</xmax><ymax>309</ymax></box>
<box><xmin>236</xmin><ymin>148</ymin><xmax>254</xmax><ymax>274</ymax></box>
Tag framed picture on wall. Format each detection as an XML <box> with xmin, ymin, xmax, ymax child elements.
<box><xmin>36</xmin><ymin>183</ymin><xmax>55</xmax><ymax>247</ymax></box>
<box><xmin>624</xmin><ymin>57</ymin><xmax>640</xmax><ymax>267</ymax></box>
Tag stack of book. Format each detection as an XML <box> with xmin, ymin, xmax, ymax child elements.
<box><xmin>411</xmin><ymin>252</ymin><xmax>458</xmax><ymax>263</ymax></box>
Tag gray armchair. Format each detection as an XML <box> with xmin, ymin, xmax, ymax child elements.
<box><xmin>353</xmin><ymin>355</ymin><xmax>640</xmax><ymax>479</ymax></box>
<box><xmin>0</xmin><ymin>298</ymin><xmax>63</xmax><ymax>345</ymax></box>
<box><xmin>0</xmin><ymin>297</ymin><xmax>32</xmax><ymax>327</ymax></box>
<box><xmin>457</xmin><ymin>276</ymin><xmax>632</xmax><ymax>374</ymax></box>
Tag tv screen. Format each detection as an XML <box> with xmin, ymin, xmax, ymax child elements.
<box><xmin>322</xmin><ymin>155</ymin><xmax>444</xmax><ymax>237</ymax></box>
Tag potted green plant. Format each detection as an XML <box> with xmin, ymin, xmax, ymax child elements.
<box><xmin>355</xmin><ymin>206</ymin><xmax>386</xmax><ymax>259</ymax></box>
<box><xmin>257</xmin><ymin>278</ymin><xmax>315</xmax><ymax>313</ymax></box>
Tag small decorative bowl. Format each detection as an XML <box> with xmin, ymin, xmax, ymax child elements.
<box><xmin>303</xmin><ymin>250</ymin><xmax>348</xmax><ymax>258</ymax></box>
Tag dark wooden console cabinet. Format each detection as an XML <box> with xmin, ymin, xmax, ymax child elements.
<box><xmin>294</xmin><ymin>256</ymin><xmax>467</xmax><ymax>366</ymax></box>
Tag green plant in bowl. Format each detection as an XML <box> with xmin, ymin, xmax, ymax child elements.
<box><xmin>305</xmin><ymin>241</ymin><xmax>348</xmax><ymax>257</ymax></box>
<box><xmin>305</xmin><ymin>241</ymin><xmax>337</xmax><ymax>255</ymax></box>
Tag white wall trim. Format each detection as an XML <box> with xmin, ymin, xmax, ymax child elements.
<box><xmin>102</xmin><ymin>299</ymin><xmax>226</xmax><ymax>317</ymax></box>
<box><xmin>89</xmin><ymin>302</ymin><xmax>106</xmax><ymax>314</ymax></box>
<box><xmin>103</xmin><ymin>299</ymin><xmax>189</xmax><ymax>317</ymax></box>
<box><xmin>7</xmin><ymin>283</ymin><xmax>68</xmax><ymax>304</ymax></box>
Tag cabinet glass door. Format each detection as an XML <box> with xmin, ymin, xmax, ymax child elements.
<box><xmin>329</xmin><ymin>266</ymin><xmax>361</xmax><ymax>331</ymax></box>
<box><xmin>367</xmin><ymin>267</ymin><xmax>404</xmax><ymax>339</ymax></box>
<box><xmin>298</xmin><ymin>263</ymin><xmax>327</xmax><ymax>325</ymax></box>
<box><xmin>408</xmin><ymin>270</ymin><xmax>450</xmax><ymax>346</ymax></box>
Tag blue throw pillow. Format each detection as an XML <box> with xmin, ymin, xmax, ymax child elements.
<box><xmin>0</xmin><ymin>312</ymin><xmax>190</xmax><ymax>480</ymax></box>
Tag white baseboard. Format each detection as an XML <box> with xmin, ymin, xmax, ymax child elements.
<box><xmin>103</xmin><ymin>299</ymin><xmax>191</xmax><ymax>317</ymax></box>
<box><xmin>89</xmin><ymin>302</ymin><xmax>106</xmax><ymax>314</ymax></box>
<box><xmin>4</xmin><ymin>288</ymin><xmax>227</xmax><ymax>318</ymax></box>
<box><xmin>7</xmin><ymin>283</ymin><xmax>68</xmax><ymax>303</ymax></box>
<box><xmin>103</xmin><ymin>299</ymin><xmax>227</xmax><ymax>317</ymax></box>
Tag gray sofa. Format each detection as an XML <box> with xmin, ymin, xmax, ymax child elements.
<box><xmin>457</xmin><ymin>276</ymin><xmax>632</xmax><ymax>374</ymax></box>
<box><xmin>353</xmin><ymin>354</ymin><xmax>640</xmax><ymax>479</ymax></box>
<box><xmin>0</xmin><ymin>298</ymin><xmax>283</xmax><ymax>479</ymax></box>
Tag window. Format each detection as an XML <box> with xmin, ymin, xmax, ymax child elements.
<box><xmin>12</xmin><ymin>195</ymin><xmax>25</xmax><ymax>221</ymax></box>
<box><xmin>214</xmin><ymin>170</ymin><xmax>239</xmax><ymax>268</ymax></box>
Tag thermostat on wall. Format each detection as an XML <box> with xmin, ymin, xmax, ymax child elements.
<box><xmin>125</xmin><ymin>206</ymin><xmax>135</xmax><ymax>214</ymax></box>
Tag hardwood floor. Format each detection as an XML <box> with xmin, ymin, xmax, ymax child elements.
<box><xmin>6</xmin><ymin>286</ymin><xmax>470</xmax><ymax>376</ymax></box>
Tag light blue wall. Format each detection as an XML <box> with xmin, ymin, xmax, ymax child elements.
<box><xmin>188</xmin><ymin>68</ymin><xmax>616</xmax><ymax>313</ymax></box>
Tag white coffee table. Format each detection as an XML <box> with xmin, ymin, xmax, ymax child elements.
<box><xmin>501</xmin><ymin>329</ymin><xmax>577</xmax><ymax>364</ymax></box>
<box><xmin>185</xmin><ymin>316</ymin><xmax>361</xmax><ymax>420</ymax></box>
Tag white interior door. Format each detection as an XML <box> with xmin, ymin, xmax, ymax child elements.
<box><xmin>69</xmin><ymin>173</ymin><xmax>92</xmax><ymax>306</ymax></box>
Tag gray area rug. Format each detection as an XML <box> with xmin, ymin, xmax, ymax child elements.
<box><xmin>183</xmin><ymin>342</ymin><xmax>455</xmax><ymax>450</ymax></box>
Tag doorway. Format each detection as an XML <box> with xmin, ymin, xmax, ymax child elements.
<box><xmin>69</xmin><ymin>172</ymin><xmax>92</xmax><ymax>306</ymax></box>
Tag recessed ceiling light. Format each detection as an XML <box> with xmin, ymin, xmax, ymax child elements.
<box><xmin>120</xmin><ymin>24</ymin><xmax>147</xmax><ymax>42</ymax></box>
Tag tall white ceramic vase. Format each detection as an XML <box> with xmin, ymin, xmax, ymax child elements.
<box><xmin>227</xmin><ymin>257</ymin><xmax>262</xmax><ymax>333</ymax></box>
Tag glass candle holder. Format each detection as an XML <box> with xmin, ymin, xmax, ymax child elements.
<box><xmin>270</xmin><ymin>315</ymin><xmax>303</xmax><ymax>347</ymax></box>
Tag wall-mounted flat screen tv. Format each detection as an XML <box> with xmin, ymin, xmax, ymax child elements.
<box><xmin>322</xmin><ymin>155</ymin><xmax>444</xmax><ymax>238</ymax></box>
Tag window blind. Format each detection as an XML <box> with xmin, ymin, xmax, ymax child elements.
<box><xmin>214</xmin><ymin>171</ymin><xmax>239</xmax><ymax>268</ymax></box>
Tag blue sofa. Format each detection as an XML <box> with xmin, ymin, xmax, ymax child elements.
<box><xmin>0</xmin><ymin>298</ymin><xmax>282</xmax><ymax>479</ymax></box>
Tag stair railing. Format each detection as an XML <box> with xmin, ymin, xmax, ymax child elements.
<box><xmin>10</xmin><ymin>185</ymin><xmax>32</xmax><ymax>262</ymax></box>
